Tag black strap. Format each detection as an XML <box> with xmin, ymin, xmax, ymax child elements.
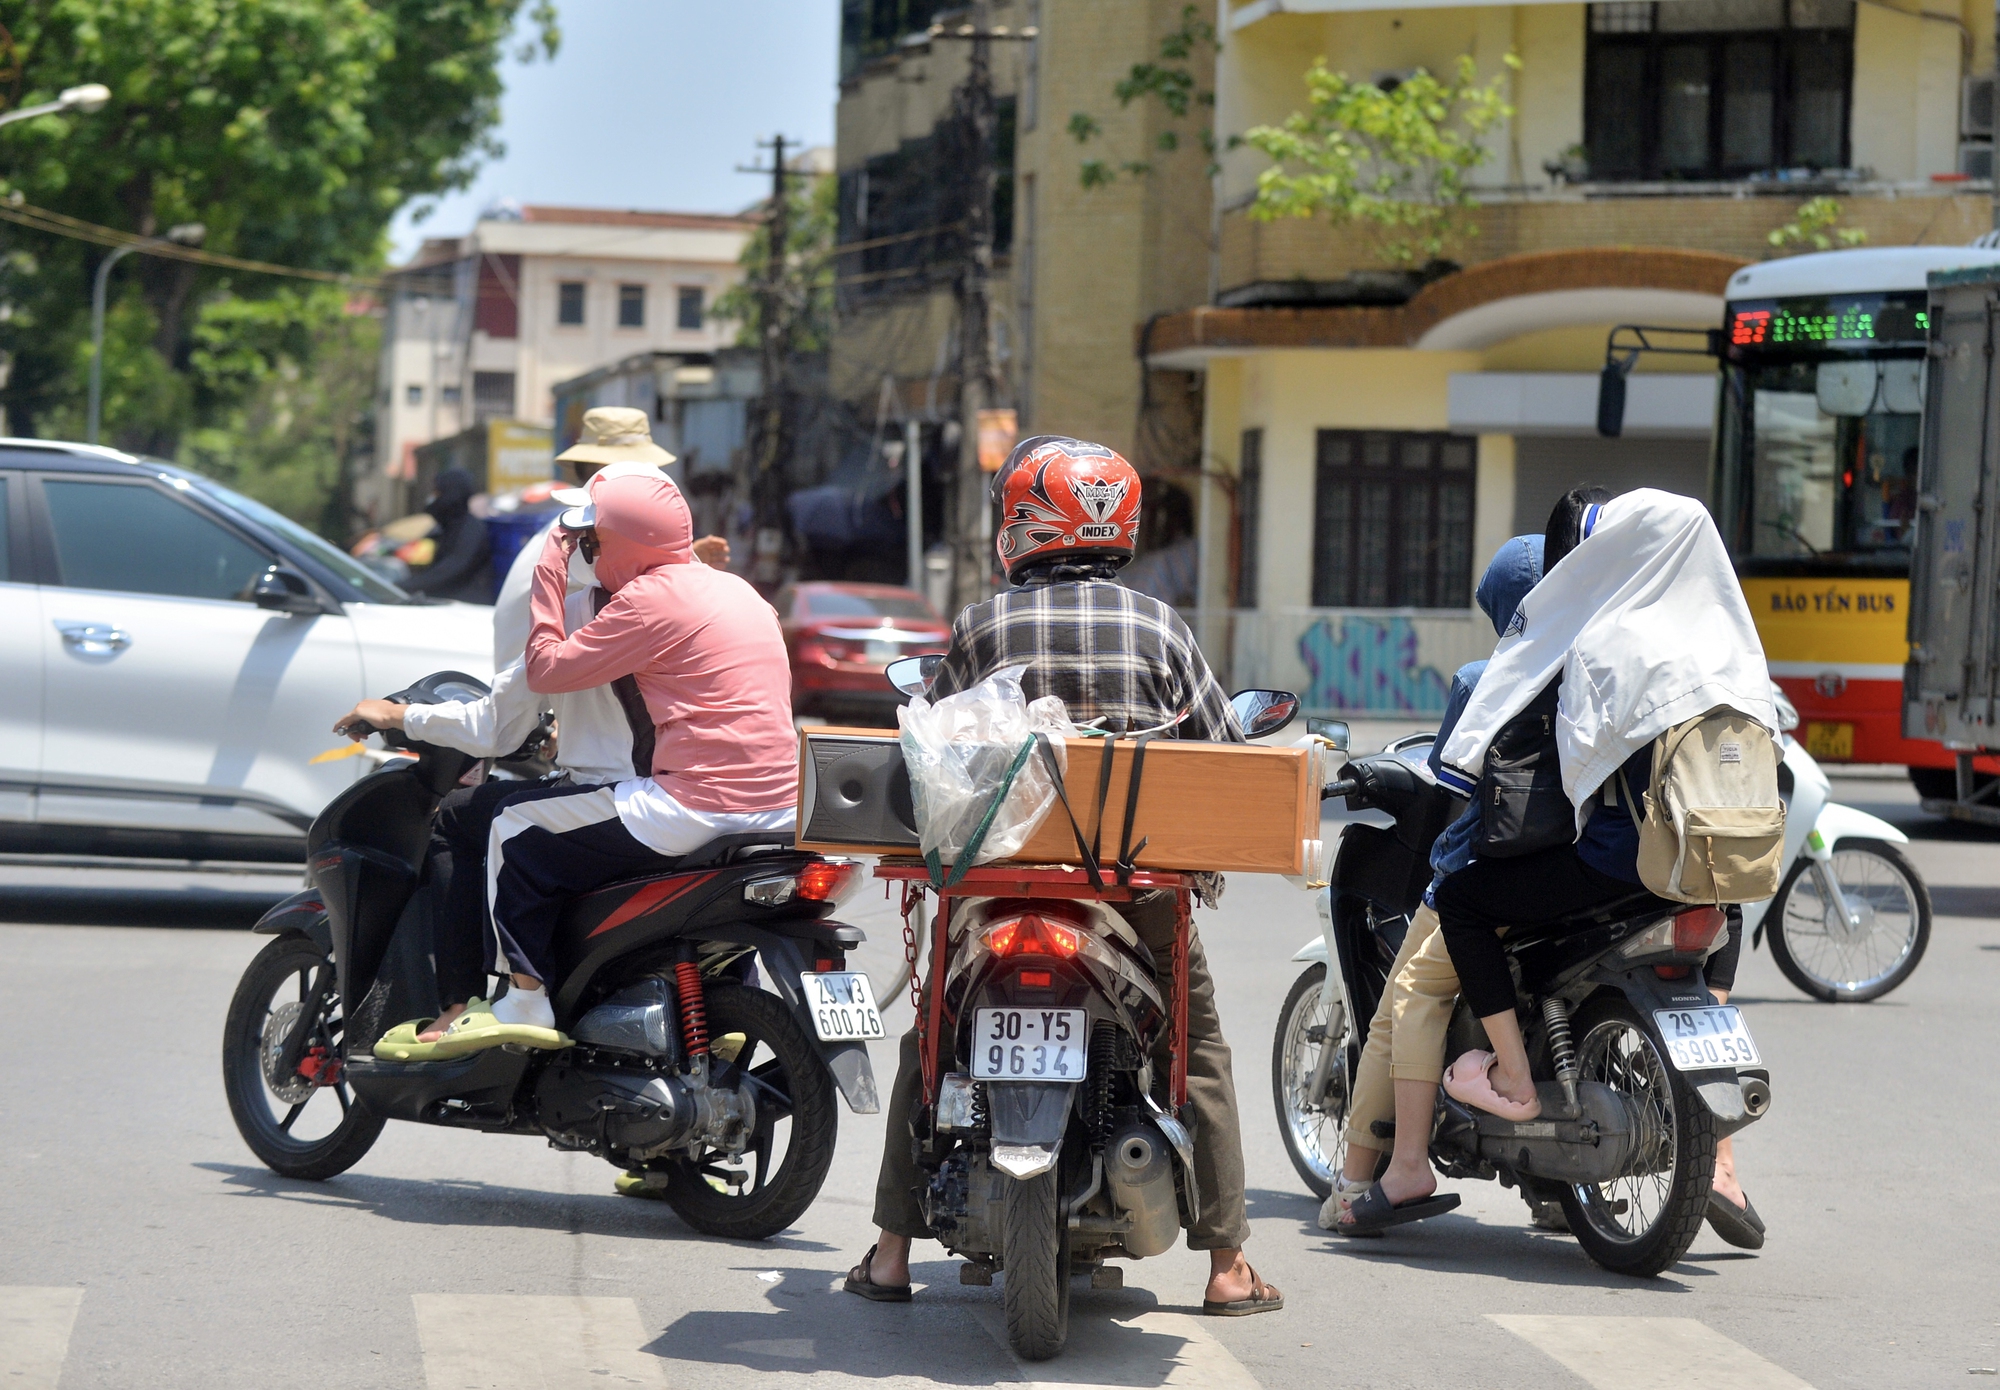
<box><xmin>1114</xmin><ymin>733</ymin><xmax>1157</xmax><ymax>886</ymax></box>
<box><xmin>1089</xmin><ymin>732</ymin><xmax>1119</xmax><ymax>868</ymax></box>
<box><xmin>592</xmin><ymin>587</ymin><xmax>656</xmax><ymax>777</ymax></box>
<box><xmin>1035</xmin><ymin>732</ymin><xmax>1105</xmax><ymax>893</ymax></box>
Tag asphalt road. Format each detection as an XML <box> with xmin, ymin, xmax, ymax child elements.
<box><xmin>2</xmin><ymin>775</ymin><xmax>1996</xmax><ymax>1389</ymax></box>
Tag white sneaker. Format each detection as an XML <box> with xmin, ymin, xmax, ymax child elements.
<box><xmin>492</xmin><ymin>983</ymin><xmax>555</xmax><ymax>1030</ymax></box>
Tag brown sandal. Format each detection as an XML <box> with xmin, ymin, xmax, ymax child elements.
<box><xmin>1202</xmin><ymin>1264</ymin><xmax>1284</xmax><ymax>1317</ymax></box>
<box><xmin>842</xmin><ymin>1244</ymin><xmax>913</xmax><ymax>1303</ymax></box>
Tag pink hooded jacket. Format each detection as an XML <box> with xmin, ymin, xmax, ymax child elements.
<box><xmin>523</xmin><ymin>472</ymin><xmax>797</xmax><ymax>814</ymax></box>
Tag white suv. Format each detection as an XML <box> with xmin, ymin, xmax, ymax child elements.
<box><xmin>0</xmin><ymin>440</ymin><xmax>494</xmax><ymax>861</ymax></box>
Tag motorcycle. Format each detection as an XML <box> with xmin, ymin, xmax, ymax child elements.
<box><xmin>222</xmin><ymin>671</ymin><xmax>879</xmax><ymax>1240</ymax></box>
<box><xmin>1742</xmin><ymin>690</ymin><xmax>1931</xmax><ymax>1002</ymax></box>
<box><xmin>881</xmin><ymin>658</ymin><xmax>1302</xmax><ymax>1360</ymax></box>
<box><xmin>1272</xmin><ymin>731</ymin><xmax>1774</xmax><ymax>1276</ymax></box>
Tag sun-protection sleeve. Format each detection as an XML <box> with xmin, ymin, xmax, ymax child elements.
<box><xmin>400</xmin><ymin>656</ymin><xmax>549</xmax><ymax>759</ymax></box>
<box><xmin>523</xmin><ymin>529</ymin><xmax>659</xmax><ymax>694</ymax></box>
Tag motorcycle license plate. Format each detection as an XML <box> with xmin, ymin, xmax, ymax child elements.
<box><xmin>1652</xmin><ymin>1006</ymin><xmax>1761</xmax><ymax>1070</ymax></box>
<box><xmin>800</xmin><ymin>972</ymin><xmax>886</xmax><ymax>1042</ymax></box>
<box><xmin>865</xmin><ymin>640</ymin><xmax>900</xmax><ymax>666</ymax></box>
<box><xmin>1804</xmin><ymin>721</ymin><xmax>1854</xmax><ymax>759</ymax></box>
<box><xmin>970</xmin><ymin>1008</ymin><xmax>1089</xmax><ymax>1082</ymax></box>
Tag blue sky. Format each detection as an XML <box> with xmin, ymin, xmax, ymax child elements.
<box><xmin>389</xmin><ymin>1</ymin><xmax>840</xmax><ymax>262</ymax></box>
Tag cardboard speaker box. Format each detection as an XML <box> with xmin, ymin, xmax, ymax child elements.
<box><xmin>796</xmin><ymin>727</ymin><xmax>1320</xmax><ymax>876</ymax></box>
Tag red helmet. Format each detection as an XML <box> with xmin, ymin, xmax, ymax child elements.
<box><xmin>992</xmin><ymin>436</ymin><xmax>1142</xmax><ymax>581</ymax></box>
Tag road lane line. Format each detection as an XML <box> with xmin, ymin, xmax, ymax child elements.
<box><xmin>0</xmin><ymin>1286</ymin><xmax>84</xmax><ymax>1390</ymax></box>
<box><xmin>413</xmin><ymin>1294</ymin><xmax>667</xmax><ymax>1389</ymax></box>
<box><xmin>1489</xmin><ymin>1315</ymin><xmax>1813</xmax><ymax>1390</ymax></box>
<box><xmin>971</xmin><ymin>1301</ymin><xmax>1263</xmax><ymax>1389</ymax></box>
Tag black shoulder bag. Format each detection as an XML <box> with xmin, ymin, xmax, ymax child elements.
<box><xmin>1472</xmin><ymin>676</ymin><xmax>1577</xmax><ymax>858</ymax></box>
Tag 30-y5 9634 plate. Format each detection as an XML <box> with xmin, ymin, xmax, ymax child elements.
<box><xmin>969</xmin><ymin>1008</ymin><xmax>1088</xmax><ymax>1082</ymax></box>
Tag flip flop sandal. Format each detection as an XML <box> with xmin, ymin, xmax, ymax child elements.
<box><xmin>1335</xmin><ymin>1183</ymin><xmax>1461</xmax><ymax>1237</ymax></box>
<box><xmin>1706</xmin><ymin>1189</ymin><xmax>1766</xmax><ymax>1250</ymax></box>
<box><xmin>842</xmin><ymin>1244</ymin><xmax>913</xmax><ymax>1303</ymax></box>
<box><xmin>372</xmin><ymin>1012</ymin><xmax>463</xmax><ymax>1062</ymax></box>
<box><xmin>614</xmin><ymin>1171</ymin><xmax>667</xmax><ymax>1201</ymax></box>
<box><xmin>1317</xmin><ymin>1175</ymin><xmax>1382</xmax><ymax>1237</ymax></box>
<box><xmin>1202</xmin><ymin>1264</ymin><xmax>1284</xmax><ymax>1317</ymax></box>
<box><xmin>1442</xmin><ymin>1049</ymin><xmax>1542</xmax><ymax>1123</ymax></box>
<box><xmin>430</xmin><ymin>999</ymin><xmax>570</xmax><ymax>1058</ymax></box>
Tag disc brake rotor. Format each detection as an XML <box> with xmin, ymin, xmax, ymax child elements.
<box><xmin>261</xmin><ymin>1001</ymin><xmax>314</xmax><ymax>1104</ymax></box>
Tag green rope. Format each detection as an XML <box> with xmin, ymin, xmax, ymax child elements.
<box><xmin>924</xmin><ymin>734</ymin><xmax>1040</xmax><ymax>890</ymax></box>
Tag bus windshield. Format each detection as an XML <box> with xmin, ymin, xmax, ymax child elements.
<box><xmin>1718</xmin><ymin>354</ymin><xmax>1922</xmax><ymax>574</ymax></box>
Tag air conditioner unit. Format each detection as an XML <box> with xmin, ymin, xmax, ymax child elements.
<box><xmin>1960</xmin><ymin>141</ymin><xmax>1994</xmax><ymax>181</ymax></box>
<box><xmin>1964</xmin><ymin>74</ymin><xmax>1994</xmax><ymax>139</ymax></box>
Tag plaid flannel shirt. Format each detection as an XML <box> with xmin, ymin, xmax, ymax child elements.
<box><xmin>930</xmin><ymin>575</ymin><xmax>1243</xmax><ymax>743</ymax></box>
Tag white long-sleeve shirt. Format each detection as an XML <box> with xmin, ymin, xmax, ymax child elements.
<box><xmin>403</xmin><ymin>586</ymin><xmax>642</xmax><ymax>788</ymax></box>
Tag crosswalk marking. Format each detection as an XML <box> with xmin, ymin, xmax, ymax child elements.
<box><xmin>0</xmin><ymin>1286</ymin><xmax>84</xmax><ymax>1390</ymax></box>
<box><xmin>970</xmin><ymin>1301</ymin><xmax>1263</xmax><ymax>1390</ymax></box>
<box><xmin>413</xmin><ymin>1294</ymin><xmax>668</xmax><ymax>1390</ymax></box>
<box><xmin>1490</xmin><ymin>1315</ymin><xmax>1814</xmax><ymax>1390</ymax></box>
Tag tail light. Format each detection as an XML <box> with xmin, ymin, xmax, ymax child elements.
<box><xmin>1673</xmin><ymin>906</ymin><xmax>1726</xmax><ymax>954</ymax></box>
<box><xmin>743</xmin><ymin>859</ymin><xmax>861</xmax><ymax>908</ymax></box>
<box><xmin>984</xmin><ymin>914</ymin><xmax>1082</xmax><ymax>959</ymax></box>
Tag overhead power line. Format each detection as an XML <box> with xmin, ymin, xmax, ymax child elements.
<box><xmin>0</xmin><ymin>199</ymin><xmax>386</xmax><ymax>289</ymax></box>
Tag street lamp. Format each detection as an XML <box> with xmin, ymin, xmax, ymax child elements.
<box><xmin>87</xmin><ymin>222</ymin><xmax>204</xmax><ymax>445</ymax></box>
<box><xmin>0</xmin><ymin>84</ymin><xmax>112</xmax><ymax>130</ymax></box>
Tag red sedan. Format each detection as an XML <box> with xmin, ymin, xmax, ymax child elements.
<box><xmin>776</xmin><ymin>582</ymin><xmax>951</xmax><ymax>723</ymax></box>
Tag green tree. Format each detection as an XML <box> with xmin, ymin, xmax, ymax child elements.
<box><xmin>1767</xmin><ymin>196</ymin><xmax>1867</xmax><ymax>255</ymax></box>
<box><xmin>1068</xmin><ymin>4</ymin><xmax>1218</xmax><ymax>187</ymax></box>
<box><xmin>0</xmin><ymin>0</ymin><xmax>556</xmax><ymax>509</ymax></box>
<box><xmin>715</xmin><ymin>167</ymin><xmax>837</xmax><ymax>354</ymax></box>
<box><xmin>1242</xmin><ymin>54</ymin><xmax>1517</xmax><ymax>268</ymax></box>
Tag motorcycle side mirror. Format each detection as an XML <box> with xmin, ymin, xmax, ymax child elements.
<box><xmin>251</xmin><ymin>565</ymin><xmax>322</xmax><ymax>616</ymax></box>
<box><xmin>886</xmin><ymin>654</ymin><xmax>944</xmax><ymax>697</ymax></box>
<box><xmin>1230</xmin><ymin>689</ymin><xmax>1300</xmax><ymax>739</ymax></box>
<box><xmin>1306</xmin><ymin>717</ymin><xmax>1351</xmax><ymax>750</ymax></box>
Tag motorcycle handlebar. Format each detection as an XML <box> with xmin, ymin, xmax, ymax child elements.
<box><xmin>1323</xmin><ymin>778</ymin><xmax>1360</xmax><ymax>801</ymax></box>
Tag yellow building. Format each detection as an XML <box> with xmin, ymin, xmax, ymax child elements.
<box><xmin>1146</xmin><ymin>0</ymin><xmax>1993</xmax><ymax>714</ymax></box>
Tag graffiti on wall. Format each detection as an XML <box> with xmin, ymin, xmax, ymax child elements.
<box><xmin>1298</xmin><ymin>615</ymin><xmax>1451</xmax><ymax>714</ymax></box>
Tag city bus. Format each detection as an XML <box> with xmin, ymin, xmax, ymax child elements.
<box><xmin>1713</xmin><ymin>245</ymin><xmax>2000</xmax><ymax>795</ymax></box>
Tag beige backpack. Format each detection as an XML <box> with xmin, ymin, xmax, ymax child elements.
<box><xmin>1611</xmin><ymin>708</ymin><xmax>1785</xmax><ymax>904</ymax></box>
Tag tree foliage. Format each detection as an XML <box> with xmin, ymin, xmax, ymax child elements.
<box><xmin>1767</xmin><ymin>196</ymin><xmax>1867</xmax><ymax>255</ymax></box>
<box><xmin>0</xmin><ymin>0</ymin><xmax>557</xmax><ymax>530</ymax></box>
<box><xmin>715</xmin><ymin>168</ymin><xmax>837</xmax><ymax>355</ymax></box>
<box><xmin>1242</xmin><ymin>54</ymin><xmax>1517</xmax><ymax>268</ymax></box>
<box><xmin>1069</xmin><ymin>5</ymin><xmax>1218</xmax><ymax>188</ymax></box>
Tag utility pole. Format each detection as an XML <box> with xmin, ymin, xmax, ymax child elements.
<box><xmin>739</xmin><ymin>135</ymin><xmax>796</xmax><ymax>588</ymax></box>
<box><xmin>930</xmin><ymin>6</ymin><xmax>1037</xmax><ymax>611</ymax></box>
<box><xmin>952</xmin><ymin>1</ymin><xmax>997</xmax><ymax>611</ymax></box>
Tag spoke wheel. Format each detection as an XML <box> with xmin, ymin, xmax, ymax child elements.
<box><xmin>1558</xmin><ymin>997</ymin><xmax>1712</xmax><ymax>1277</ymax></box>
<box><xmin>1271</xmin><ymin>964</ymin><xmax>1347</xmax><ymax>1198</ymax></box>
<box><xmin>1767</xmin><ymin>841</ymin><xmax>1931</xmax><ymax>1002</ymax></box>
<box><xmin>223</xmin><ymin>934</ymin><xmax>384</xmax><ymax>1181</ymax></box>
<box><xmin>660</xmin><ymin>985</ymin><xmax>837</xmax><ymax>1240</ymax></box>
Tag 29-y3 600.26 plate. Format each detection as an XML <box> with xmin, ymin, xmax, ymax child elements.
<box><xmin>969</xmin><ymin>1007</ymin><xmax>1088</xmax><ymax>1082</ymax></box>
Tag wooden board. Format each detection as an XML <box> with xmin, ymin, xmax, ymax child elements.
<box><xmin>795</xmin><ymin>726</ymin><xmax>1315</xmax><ymax>875</ymax></box>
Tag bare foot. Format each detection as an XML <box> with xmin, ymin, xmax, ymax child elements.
<box><xmin>854</xmin><ymin>1232</ymin><xmax>910</xmax><ymax>1288</ymax></box>
<box><xmin>418</xmin><ymin>1002</ymin><xmax>467</xmax><ymax>1043</ymax></box>
<box><xmin>1713</xmin><ymin>1136</ymin><xmax>1746</xmax><ymax>1208</ymax></box>
<box><xmin>1489</xmin><ymin>1057</ymin><xmax>1540</xmax><ymax>1112</ymax></box>
<box><xmin>1205</xmin><ymin>1250</ymin><xmax>1258</xmax><ymax>1303</ymax></box>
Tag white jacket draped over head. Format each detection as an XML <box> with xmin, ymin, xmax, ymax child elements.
<box><xmin>1435</xmin><ymin>489</ymin><xmax>1777</xmax><ymax>832</ymax></box>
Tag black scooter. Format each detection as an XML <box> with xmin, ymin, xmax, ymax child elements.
<box><xmin>1272</xmin><ymin>734</ymin><xmax>1774</xmax><ymax>1276</ymax></box>
<box><xmin>222</xmin><ymin>671</ymin><xmax>879</xmax><ymax>1240</ymax></box>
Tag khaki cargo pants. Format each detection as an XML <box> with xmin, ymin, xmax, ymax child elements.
<box><xmin>872</xmin><ymin>891</ymin><xmax>1251</xmax><ymax>1250</ymax></box>
<box><xmin>1342</xmin><ymin>904</ymin><xmax>1461</xmax><ymax>1154</ymax></box>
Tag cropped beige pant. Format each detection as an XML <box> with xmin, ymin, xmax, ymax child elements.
<box><xmin>1342</xmin><ymin>905</ymin><xmax>1462</xmax><ymax>1153</ymax></box>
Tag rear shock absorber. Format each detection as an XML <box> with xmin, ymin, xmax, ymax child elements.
<box><xmin>1542</xmin><ymin>996</ymin><xmax>1579</xmax><ymax>1114</ymax></box>
<box><xmin>675</xmin><ymin>961</ymin><xmax>709</xmax><ymax>1059</ymax></box>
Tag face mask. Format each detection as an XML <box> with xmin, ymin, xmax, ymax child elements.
<box><xmin>568</xmin><ymin>547</ymin><xmax>596</xmax><ymax>588</ymax></box>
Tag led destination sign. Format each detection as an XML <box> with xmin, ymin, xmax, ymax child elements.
<box><xmin>1727</xmin><ymin>292</ymin><xmax>1928</xmax><ymax>351</ymax></box>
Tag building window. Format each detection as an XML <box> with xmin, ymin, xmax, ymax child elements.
<box><xmin>618</xmin><ymin>284</ymin><xmax>646</xmax><ymax>328</ymax></box>
<box><xmin>1236</xmin><ymin>429</ymin><xmax>1262</xmax><ymax>609</ymax></box>
<box><xmin>440</xmin><ymin>384</ymin><xmax>462</xmax><ymax>407</ymax></box>
<box><xmin>1311</xmin><ymin>431</ymin><xmax>1475</xmax><ymax>608</ymax></box>
<box><xmin>557</xmin><ymin>281</ymin><xmax>586</xmax><ymax>326</ymax></box>
<box><xmin>406</xmin><ymin>384</ymin><xmax>423</xmax><ymax>406</ymax></box>
<box><xmin>1586</xmin><ymin>0</ymin><xmax>1853</xmax><ymax>181</ymax></box>
<box><xmin>676</xmin><ymin>286</ymin><xmax>704</xmax><ymax>330</ymax></box>
<box><xmin>472</xmin><ymin>372</ymin><xmax>517</xmax><ymax>424</ymax></box>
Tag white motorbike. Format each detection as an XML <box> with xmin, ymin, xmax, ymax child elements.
<box><xmin>1271</xmin><ymin>694</ymin><xmax>1930</xmax><ymax>1198</ymax></box>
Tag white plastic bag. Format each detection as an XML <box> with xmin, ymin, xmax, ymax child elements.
<box><xmin>897</xmin><ymin>664</ymin><xmax>1077</xmax><ymax>877</ymax></box>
